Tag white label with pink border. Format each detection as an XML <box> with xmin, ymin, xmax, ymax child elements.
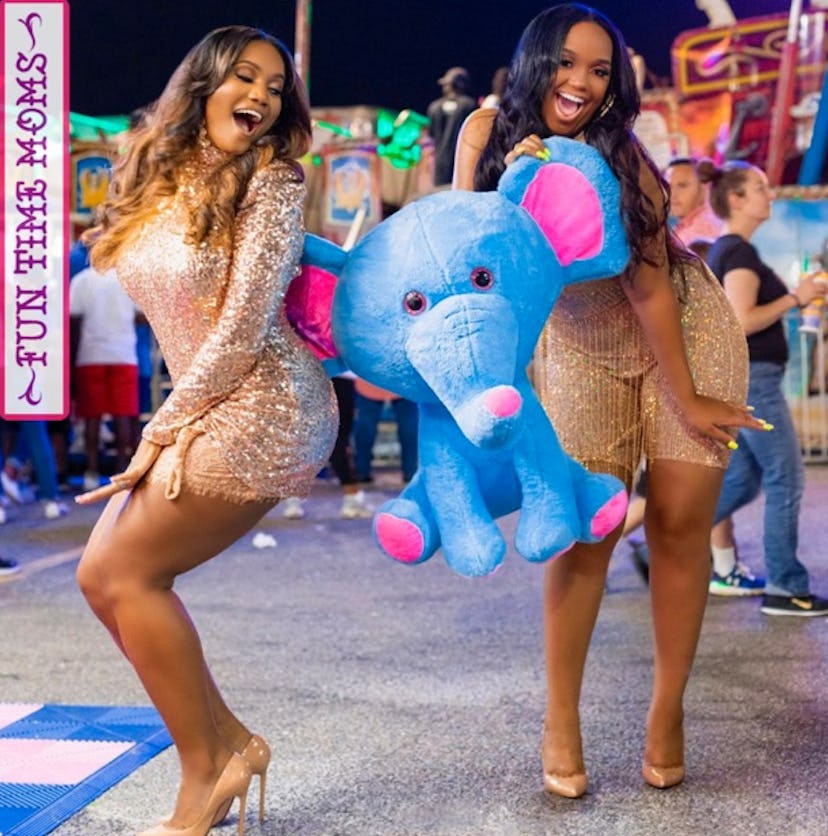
<box><xmin>2</xmin><ymin>0</ymin><xmax>69</xmax><ymax>418</ymax></box>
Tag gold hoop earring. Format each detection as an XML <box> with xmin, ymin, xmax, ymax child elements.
<box><xmin>597</xmin><ymin>94</ymin><xmax>615</xmax><ymax>119</ymax></box>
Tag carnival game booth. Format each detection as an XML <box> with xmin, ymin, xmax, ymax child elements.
<box><xmin>302</xmin><ymin>105</ymin><xmax>433</xmax><ymax>244</ymax></box>
<box><xmin>69</xmin><ymin>112</ymin><xmax>128</xmax><ymax>238</ymax></box>
<box><xmin>752</xmin><ymin>185</ymin><xmax>828</xmax><ymax>461</ymax></box>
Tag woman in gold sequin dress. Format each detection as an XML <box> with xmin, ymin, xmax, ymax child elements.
<box><xmin>454</xmin><ymin>4</ymin><xmax>764</xmax><ymax>798</ymax></box>
<box><xmin>75</xmin><ymin>27</ymin><xmax>336</xmax><ymax>835</ymax></box>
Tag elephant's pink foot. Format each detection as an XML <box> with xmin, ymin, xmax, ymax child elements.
<box><xmin>375</xmin><ymin>513</ymin><xmax>426</xmax><ymax>563</ymax></box>
<box><xmin>590</xmin><ymin>489</ymin><xmax>628</xmax><ymax>538</ymax></box>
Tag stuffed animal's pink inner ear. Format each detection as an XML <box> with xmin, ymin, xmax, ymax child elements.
<box><xmin>285</xmin><ymin>265</ymin><xmax>337</xmax><ymax>359</ymax></box>
<box><xmin>519</xmin><ymin>164</ymin><xmax>604</xmax><ymax>266</ymax></box>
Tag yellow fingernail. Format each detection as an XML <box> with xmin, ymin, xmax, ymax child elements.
<box><xmin>761</xmin><ymin>421</ymin><xmax>775</xmax><ymax>431</ymax></box>
<box><xmin>746</xmin><ymin>406</ymin><xmax>755</xmax><ymax>411</ymax></box>
<box><xmin>536</xmin><ymin>148</ymin><xmax>551</xmax><ymax>161</ymax></box>
<box><xmin>727</xmin><ymin>440</ymin><xmax>739</xmax><ymax>450</ymax></box>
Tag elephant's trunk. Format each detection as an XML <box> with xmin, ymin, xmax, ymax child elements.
<box><xmin>406</xmin><ymin>295</ymin><xmax>522</xmax><ymax>448</ymax></box>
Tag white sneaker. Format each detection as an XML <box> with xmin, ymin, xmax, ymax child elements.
<box><xmin>43</xmin><ymin>500</ymin><xmax>69</xmax><ymax>520</ymax></box>
<box><xmin>281</xmin><ymin>497</ymin><xmax>305</xmax><ymax>519</ymax></box>
<box><xmin>340</xmin><ymin>489</ymin><xmax>372</xmax><ymax>519</ymax></box>
<box><xmin>99</xmin><ymin>419</ymin><xmax>116</xmax><ymax>445</ymax></box>
<box><xmin>83</xmin><ymin>471</ymin><xmax>101</xmax><ymax>492</ymax></box>
<box><xmin>1</xmin><ymin>469</ymin><xmax>35</xmax><ymax>504</ymax></box>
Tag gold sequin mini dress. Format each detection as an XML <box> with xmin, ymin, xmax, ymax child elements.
<box><xmin>117</xmin><ymin>149</ymin><xmax>337</xmax><ymax>504</ymax></box>
<box><xmin>533</xmin><ymin>258</ymin><xmax>748</xmax><ymax>486</ymax></box>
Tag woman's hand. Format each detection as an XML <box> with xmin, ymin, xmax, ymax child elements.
<box><xmin>504</xmin><ymin>134</ymin><xmax>550</xmax><ymax>166</ymax></box>
<box><xmin>75</xmin><ymin>438</ymin><xmax>163</xmax><ymax>505</ymax></box>
<box><xmin>681</xmin><ymin>394</ymin><xmax>768</xmax><ymax>449</ymax></box>
<box><xmin>792</xmin><ymin>274</ymin><xmax>827</xmax><ymax>308</ymax></box>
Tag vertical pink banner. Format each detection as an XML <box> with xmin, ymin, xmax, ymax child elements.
<box><xmin>1</xmin><ymin>0</ymin><xmax>69</xmax><ymax>419</ymax></box>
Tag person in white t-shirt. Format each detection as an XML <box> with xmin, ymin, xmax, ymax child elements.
<box><xmin>70</xmin><ymin>266</ymin><xmax>141</xmax><ymax>491</ymax></box>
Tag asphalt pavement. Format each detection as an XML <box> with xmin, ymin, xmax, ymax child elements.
<box><xmin>2</xmin><ymin>467</ymin><xmax>827</xmax><ymax>836</ymax></box>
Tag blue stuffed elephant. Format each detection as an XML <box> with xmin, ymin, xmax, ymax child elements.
<box><xmin>290</xmin><ymin>137</ymin><xmax>631</xmax><ymax>577</ymax></box>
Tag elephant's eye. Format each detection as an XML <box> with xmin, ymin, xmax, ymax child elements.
<box><xmin>471</xmin><ymin>267</ymin><xmax>494</xmax><ymax>290</ymax></box>
<box><xmin>403</xmin><ymin>290</ymin><xmax>427</xmax><ymax>315</ymax></box>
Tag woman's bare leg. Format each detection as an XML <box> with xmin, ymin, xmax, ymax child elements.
<box><xmin>542</xmin><ymin>529</ymin><xmax>622</xmax><ymax>778</ymax></box>
<box><xmin>76</xmin><ymin>481</ymin><xmax>272</xmax><ymax>826</ymax></box>
<box><xmin>643</xmin><ymin>459</ymin><xmax>724</xmax><ymax>770</ymax></box>
<box><xmin>80</xmin><ymin>511</ymin><xmax>252</xmax><ymax>760</ymax></box>
<box><xmin>79</xmin><ymin>497</ymin><xmax>254</xmax><ymax>757</ymax></box>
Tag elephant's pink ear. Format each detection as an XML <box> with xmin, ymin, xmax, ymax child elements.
<box><xmin>518</xmin><ymin>164</ymin><xmax>603</xmax><ymax>266</ymax></box>
<box><xmin>286</xmin><ymin>233</ymin><xmax>348</xmax><ymax>374</ymax></box>
<box><xmin>497</xmin><ymin>137</ymin><xmax>629</xmax><ymax>283</ymax></box>
<box><xmin>285</xmin><ymin>264</ymin><xmax>338</xmax><ymax>360</ymax></box>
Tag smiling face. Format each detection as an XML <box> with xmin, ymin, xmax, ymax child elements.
<box><xmin>541</xmin><ymin>21</ymin><xmax>613</xmax><ymax>138</ymax></box>
<box><xmin>204</xmin><ymin>40</ymin><xmax>285</xmax><ymax>154</ymax></box>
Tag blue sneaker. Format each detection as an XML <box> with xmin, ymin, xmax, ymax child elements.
<box><xmin>709</xmin><ymin>563</ymin><xmax>765</xmax><ymax>597</ymax></box>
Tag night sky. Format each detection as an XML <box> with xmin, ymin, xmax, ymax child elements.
<box><xmin>70</xmin><ymin>0</ymin><xmax>792</xmax><ymax>117</ymax></box>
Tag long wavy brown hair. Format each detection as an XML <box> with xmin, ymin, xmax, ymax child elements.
<box><xmin>85</xmin><ymin>25</ymin><xmax>311</xmax><ymax>269</ymax></box>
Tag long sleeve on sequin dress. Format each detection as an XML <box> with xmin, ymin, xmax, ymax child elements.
<box><xmin>142</xmin><ymin>164</ymin><xmax>304</xmax><ymax>446</ymax></box>
<box><xmin>117</xmin><ymin>156</ymin><xmax>337</xmax><ymax>500</ymax></box>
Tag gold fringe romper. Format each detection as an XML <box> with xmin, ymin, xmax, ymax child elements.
<box><xmin>117</xmin><ymin>149</ymin><xmax>337</xmax><ymax>504</ymax></box>
<box><xmin>533</xmin><ymin>261</ymin><xmax>749</xmax><ymax>488</ymax></box>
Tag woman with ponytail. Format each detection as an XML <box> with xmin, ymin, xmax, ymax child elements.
<box><xmin>703</xmin><ymin>160</ymin><xmax>828</xmax><ymax>618</ymax></box>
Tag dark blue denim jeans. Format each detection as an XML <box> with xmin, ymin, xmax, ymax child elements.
<box><xmin>714</xmin><ymin>362</ymin><xmax>808</xmax><ymax>596</ymax></box>
<box><xmin>354</xmin><ymin>395</ymin><xmax>418</xmax><ymax>482</ymax></box>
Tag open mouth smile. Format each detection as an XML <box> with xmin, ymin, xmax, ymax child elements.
<box><xmin>233</xmin><ymin>108</ymin><xmax>264</xmax><ymax>134</ymax></box>
<box><xmin>555</xmin><ymin>92</ymin><xmax>586</xmax><ymax>120</ymax></box>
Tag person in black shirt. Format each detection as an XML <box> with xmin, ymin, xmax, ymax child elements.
<box><xmin>427</xmin><ymin>67</ymin><xmax>477</xmax><ymax>187</ymax></box>
<box><xmin>702</xmin><ymin>159</ymin><xmax>828</xmax><ymax>616</ymax></box>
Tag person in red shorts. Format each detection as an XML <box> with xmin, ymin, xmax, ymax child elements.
<box><xmin>70</xmin><ymin>265</ymin><xmax>141</xmax><ymax>491</ymax></box>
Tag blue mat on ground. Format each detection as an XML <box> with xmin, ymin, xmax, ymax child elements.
<box><xmin>0</xmin><ymin>703</ymin><xmax>172</xmax><ymax>836</ymax></box>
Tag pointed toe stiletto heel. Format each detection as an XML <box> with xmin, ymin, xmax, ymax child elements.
<box><xmin>642</xmin><ymin>761</ymin><xmax>685</xmax><ymax>789</ymax></box>
<box><xmin>543</xmin><ymin>770</ymin><xmax>589</xmax><ymax>799</ymax></box>
<box><xmin>240</xmin><ymin>733</ymin><xmax>271</xmax><ymax>823</ymax></box>
<box><xmin>137</xmin><ymin>752</ymin><xmax>252</xmax><ymax>836</ymax></box>
<box><xmin>541</xmin><ymin>724</ymin><xmax>587</xmax><ymax>799</ymax></box>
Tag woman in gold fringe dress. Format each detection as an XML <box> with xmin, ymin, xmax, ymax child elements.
<box><xmin>454</xmin><ymin>3</ymin><xmax>765</xmax><ymax>798</ymax></box>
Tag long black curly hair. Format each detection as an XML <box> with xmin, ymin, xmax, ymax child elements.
<box><xmin>475</xmin><ymin>4</ymin><xmax>688</xmax><ymax>275</ymax></box>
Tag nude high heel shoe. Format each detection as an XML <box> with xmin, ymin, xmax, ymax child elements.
<box><xmin>543</xmin><ymin>770</ymin><xmax>589</xmax><ymax>798</ymax></box>
<box><xmin>138</xmin><ymin>752</ymin><xmax>251</xmax><ymax>836</ymax></box>
<box><xmin>541</xmin><ymin>726</ymin><xmax>588</xmax><ymax>799</ymax></box>
<box><xmin>208</xmin><ymin>733</ymin><xmax>271</xmax><ymax>828</ymax></box>
<box><xmin>240</xmin><ymin>733</ymin><xmax>271</xmax><ymax>823</ymax></box>
<box><xmin>642</xmin><ymin>760</ymin><xmax>685</xmax><ymax>789</ymax></box>
<box><xmin>642</xmin><ymin>714</ymin><xmax>685</xmax><ymax>789</ymax></box>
